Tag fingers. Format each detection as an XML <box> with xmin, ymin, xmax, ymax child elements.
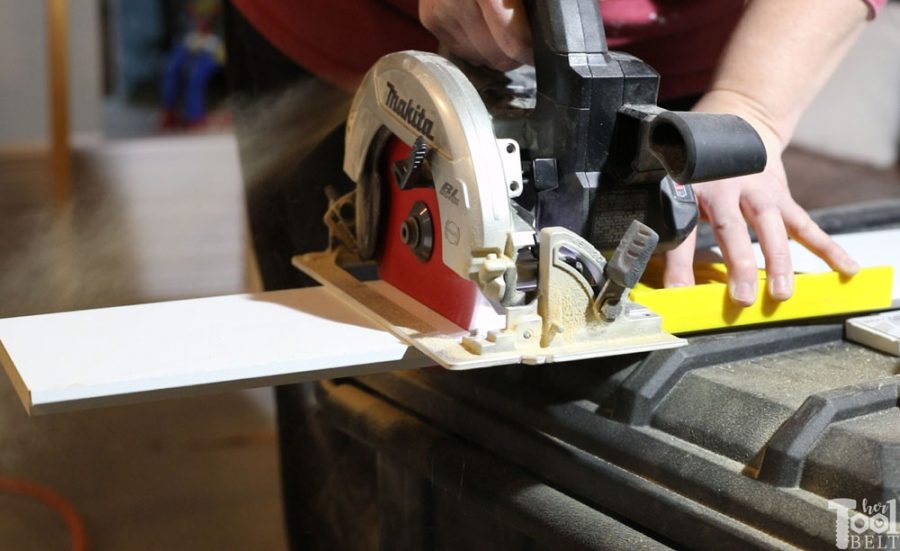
<box><xmin>419</xmin><ymin>2</ymin><xmax>485</xmax><ymax>65</ymax></box>
<box><xmin>420</xmin><ymin>1</ymin><xmax>490</xmax><ymax>66</ymax></box>
<box><xmin>782</xmin><ymin>201</ymin><xmax>860</xmax><ymax>276</ymax></box>
<box><xmin>479</xmin><ymin>0</ymin><xmax>533</xmax><ymax>65</ymax></box>
<box><xmin>420</xmin><ymin>0</ymin><xmax>527</xmax><ymax>70</ymax></box>
<box><xmin>745</xmin><ymin>203</ymin><xmax>793</xmax><ymax>300</ymax></box>
<box><xmin>461</xmin><ymin>12</ymin><xmax>522</xmax><ymax>71</ymax></box>
<box><xmin>663</xmin><ymin>229</ymin><xmax>697</xmax><ymax>288</ymax></box>
<box><xmin>703</xmin><ymin>188</ymin><xmax>860</xmax><ymax>307</ymax></box>
<box><xmin>704</xmin><ymin>192</ymin><xmax>760</xmax><ymax>306</ymax></box>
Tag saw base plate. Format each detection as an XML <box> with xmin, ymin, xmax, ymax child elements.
<box><xmin>294</xmin><ymin>251</ymin><xmax>684</xmax><ymax>370</ymax></box>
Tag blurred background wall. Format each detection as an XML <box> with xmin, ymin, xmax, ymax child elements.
<box><xmin>0</xmin><ymin>0</ymin><xmax>102</xmax><ymax>149</ymax></box>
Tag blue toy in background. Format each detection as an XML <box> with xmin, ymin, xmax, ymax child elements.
<box><xmin>160</xmin><ymin>1</ymin><xmax>224</xmax><ymax>129</ymax></box>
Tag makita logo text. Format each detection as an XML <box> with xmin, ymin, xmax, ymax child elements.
<box><xmin>385</xmin><ymin>82</ymin><xmax>435</xmax><ymax>140</ymax></box>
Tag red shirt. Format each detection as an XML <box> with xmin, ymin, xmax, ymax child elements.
<box><xmin>232</xmin><ymin>0</ymin><xmax>887</xmax><ymax>100</ymax></box>
<box><xmin>232</xmin><ymin>0</ymin><xmax>435</xmax><ymax>91</ymax></box>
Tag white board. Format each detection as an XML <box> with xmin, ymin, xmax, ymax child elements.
<box><xmin>0</xmin><ymin>288</ymin><xmax>428</xmax><ymax>415</ymax></box>
<box><xmin>4</xmin><ymin>228</ymin><xmax>898</xmax><ymax>415</ymax></box>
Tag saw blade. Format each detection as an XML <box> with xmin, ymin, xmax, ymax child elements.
<box><xmin>375</xmin><ymin>137</ymin><xmax>485</xmax><ymax>330</ymax></box>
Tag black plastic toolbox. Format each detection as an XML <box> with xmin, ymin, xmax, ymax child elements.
<box><xmin>275</xmin><ymin>204</ymin><xmax>900</xmax><ymax>550</ymax></box>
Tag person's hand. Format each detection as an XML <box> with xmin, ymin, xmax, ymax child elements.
<box><xmin>418</xmin><ymin>0</ymin><xmax>531</xmax><ymax>70</ymax></box>
<box><xmin>663</xmin><ymin>92</ymin><xmax>860</xmax><ymax>306</ymax></box>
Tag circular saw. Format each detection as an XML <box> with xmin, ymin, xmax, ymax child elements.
<box><xmin>295</xmin><ymin>0</ymin><xmax>767</xmax><ymax>369</ymax></box>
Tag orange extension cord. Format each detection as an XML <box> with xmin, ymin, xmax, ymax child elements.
<box><xmin>0</xmin><ymin>477</ymin><xmax>87</xmax><ymax>551</ymax></box>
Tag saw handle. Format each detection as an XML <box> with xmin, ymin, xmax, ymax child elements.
<box><xmin>523</xmin><ymin>0</ymin><xmax>607</xmax><ymax>108</ymax></box>
<box><xmin>521</xmin><ymin>0</ymin><xmax>768</xmax><ymax>184</ymax></box>
<box><xmin>516</xmin><ymin>1</ymin><xmax>768</xmax><ymax>252</ymax></box>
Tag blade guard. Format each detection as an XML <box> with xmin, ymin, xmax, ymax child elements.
<box><xmin>343</xmin><ymin>51</ymin><xmax>523</xmax><ymax>282</ymax></box>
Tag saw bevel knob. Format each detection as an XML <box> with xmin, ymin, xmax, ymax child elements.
<box><xmin>400</xmin><ymin>201</ymin><xmax>434</xmax><ymax>262</ymax></box>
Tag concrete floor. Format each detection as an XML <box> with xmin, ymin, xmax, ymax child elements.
<box><xmin>0</xmin><ymin>134</ymin><xmax>287</xmax><ymax>550</ymax></box>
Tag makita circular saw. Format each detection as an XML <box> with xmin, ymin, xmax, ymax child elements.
<box><xmin>295</xmin><ymin>0</ymin><xmax>767</xmax><ymax>369</ymax></box>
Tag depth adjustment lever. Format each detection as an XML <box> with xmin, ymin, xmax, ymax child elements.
<box><xmin>597</xmin><ymin>220</ymin><xmax>659</xmax><ymax>320</ymax></box>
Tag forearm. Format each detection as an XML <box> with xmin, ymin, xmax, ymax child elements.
<box><xmin>696</xmin><ymin>0</ymin><xmax>869</xmax><ymax>152</ymax></box>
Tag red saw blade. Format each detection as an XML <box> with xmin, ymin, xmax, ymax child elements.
<box><xmin>377</xmin><ymin>138</ymin><xmax>482</xmax><ymax>330</ymax></box>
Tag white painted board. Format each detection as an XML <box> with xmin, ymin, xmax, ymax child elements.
<box><xmin>5</xmin><ymin>228</ymin><xmax>898</xmax><ymax>415</ymax></box>
<box><xmin>0</xmin><ymin>288</ymin><xmax>428</xmax><ymax>415</ymax></box>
